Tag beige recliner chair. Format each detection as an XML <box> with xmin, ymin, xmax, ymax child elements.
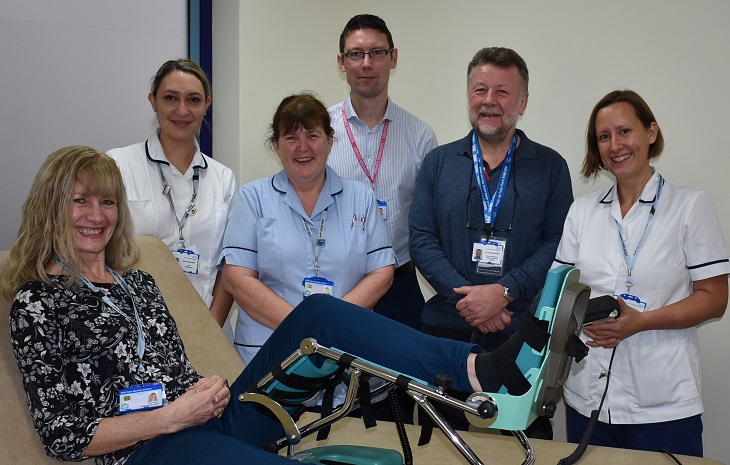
<box><xmin>0</xmin><ymin>236</ymin><xmax>244</xmax><ymax>465</ymax></box>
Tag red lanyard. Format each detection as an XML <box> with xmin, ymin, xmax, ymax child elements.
<box><xmin>341</xmin><ymin>104</ymin><xmax>389</xmax><ymax>187</ymax></box>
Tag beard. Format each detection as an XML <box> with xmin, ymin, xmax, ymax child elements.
<box><xmin>469</xmin><ymin>104</ymin><xmax>522</xmax><ymax>145</ymax></box>
<box><xmin>471</xmin><ymin>120</ymin><xmax>515</xmax><ymax>145</ymax></box>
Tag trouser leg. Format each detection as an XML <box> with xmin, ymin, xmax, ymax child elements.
<box><xmin>240</xmin><ymin>295</ymin><xmax>479</xmax><ymax>393</ymax></box>
<box><xmin>373</xmin><ymin>265</ymin><xmax>425</xmax><ymax>330</ymax></box>
<box><xmin>222</xmin><ymin>295</ymin><xmax>479</xmax><ymax>446</ymax></box>
<box><xmin>127</xmin><ymin>424</ymin><xmax>296</xmax><ymax>465</ymax></box>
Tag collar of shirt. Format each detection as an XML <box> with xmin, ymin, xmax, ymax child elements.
<box><xmin>458</xmin><ymin>128</ymin><xmax>535</xmax><ymax>163</ymax></box>
<box><xmin>272</xmin><ymin>165</ymin><xmax>344</xmax><ymax>219</ymax></box>
<box><xmin>344</xmin><ymin>94</ymin><xmax>394</xmax><ymax>127</ymax></box>
<box><xmin>145</xmin><ymin>133</ymin><xmax>208</xmax><ymax>177</ymax></box>
<box><xmin>600</xmin><ymin>169</ymin><xmax>661</xmax><ymax>220</ymax></box>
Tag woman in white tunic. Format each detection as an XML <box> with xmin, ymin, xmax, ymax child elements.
<box><xmin>553</xmin><ymin>90</ymin><xmax>729</xmax><ymax>456</ymax></box>
<box><xmin>107</xmin><ymin>59</ymin><xmax>236</xmax><ymax>333</ymax></box>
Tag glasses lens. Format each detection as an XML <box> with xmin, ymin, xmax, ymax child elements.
<box><xmin>345</xmin><ymin>50</ymin><xmax>390</xmax><ymax>62</ymax></box>
<box><xmin>345</xmin><ymin>51</ymin><xmax>364</xmax><ymax>61</ymax></box>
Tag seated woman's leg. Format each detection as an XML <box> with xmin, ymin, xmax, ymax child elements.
<box><xmin>127</xmin><ymin>424</ymin><xmax>296</xmax><ymax>465</ymax></box>
<box><xmin>236</xmin><ymin>295</ymin><xmax>480</xmax><ymax>395</ymax></box>
<box><xmin>223</xmin><ymin>295</ymin><xmax>547</xmax><ymax>446</ymax></box>
<box><xmin>224</xmin><ymin>295</ymin><xmax>469</xmax><ymax>448</ymax></box>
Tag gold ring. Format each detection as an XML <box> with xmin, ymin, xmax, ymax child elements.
<box><xmin>466</xmin><ymin>315</ymin><xmax>472</xmax><ymax>323</ymax></box>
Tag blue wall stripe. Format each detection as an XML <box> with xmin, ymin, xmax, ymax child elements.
<box><xmin>188</xmin><ymin>0</ymin><xmax>213</xmax><ymax>157</ymax></box>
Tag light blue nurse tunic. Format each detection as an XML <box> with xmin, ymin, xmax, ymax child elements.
<box><xmin>220</xmin><ymin>166</ymin><xmax>395</xmax><ymax>363</ymax></box>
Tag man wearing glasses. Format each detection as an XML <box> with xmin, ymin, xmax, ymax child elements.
<box><xmin>328</xmin><ymin>14</ymin><xmax>437</xmax><ymax>330</ymax></box>
<box><xmin>409</xmin><ymin>47</ymin><xmax>573</xmax><ymax>437</ymax></box>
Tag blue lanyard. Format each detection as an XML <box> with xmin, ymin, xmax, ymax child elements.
<box><xmin>302</xmin><ymin>208</ymin><xmax>328</xmax><ymax>278</ymax></box>
<box><xmin>471</xmin><ymin>132</ymin><xmax>517</xmax><ymax>230</ymax></box>
<box><xmin>148</xmin><ymin>140</ymin><xmax>200</xmax><ymax>249</ymax></box>
<box><xmin>158</xmin><ymin>164</ymin><xmax>200</xmax><ymax>249</ymax></box>
<box><xmin>614</xmin><ymin>174</ymin><xmax>665</xmax><ymax>292</ymax></box>
<box><xmin>54</xmin><ymin>257</ymin><xmax>147</xmax><ymax>370</ymax></box>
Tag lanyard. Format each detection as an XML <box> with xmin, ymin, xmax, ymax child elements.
<box><xmin>614</xmin><ymin>174</ymin><xmax>665</xmax><ymax>292</ymax></box>
<box><xmin>302</xmin><ymin>208</ymin><xmax>328</xmax><ymax>277</ymax></box>
<box><xmin>157</xmin><ymin>163</ymin><xmax>200</xmax><ymax>249</ymax></box>
<box><xmin>54</xmin><ymin>257</ymin><xmax>147</xmax><ymax>370</ymax></box>
<box><xmin>342</xmin><ymin>104</ymin><xmax>389</xmax><ymax>188</ymax></box>
<box><xmin>471</xmin><ymin>132</ymin><xmax>517</xmax><ymax>230</ymax></box>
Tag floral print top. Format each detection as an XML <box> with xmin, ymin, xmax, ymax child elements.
<box><xmin>9</xmin><ymin>269</ymin><xmax>201</xmax><ymax>464</ymax></box>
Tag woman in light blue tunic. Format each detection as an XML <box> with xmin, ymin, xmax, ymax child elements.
<box><xmin>219</xmin><ymin>93</ymin><xmax>396</xmax><ymax>363</ymax></box>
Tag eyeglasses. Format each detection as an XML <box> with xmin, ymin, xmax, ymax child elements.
<box><xmin>341</xmin><ymin>49</ymin><xmax>393</xmax><ymax>62</ymax></box>
<box><xmin>465</xmin><ymin>164</ymin><xmax>518</xmax><ymax>237</ymax></box>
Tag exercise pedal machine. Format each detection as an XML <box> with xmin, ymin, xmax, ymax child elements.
<box><xmin>240</xmin><ymin>265</ymin><xmax>591</xmax><ymax>465</ymax></box>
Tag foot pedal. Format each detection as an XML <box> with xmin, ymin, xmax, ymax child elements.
<box><xmin>288</xmin><ymin>445</ymin><xmax>403</xmax><ymax>465</ymax></box>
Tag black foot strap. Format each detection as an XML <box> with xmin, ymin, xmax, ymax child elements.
<box><xmin>491</xmin><ymin>314</ymin><xmax>550</xmax><ymax>396</ymax></box>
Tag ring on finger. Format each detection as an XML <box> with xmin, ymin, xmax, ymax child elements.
<box><xmin>466</xmin><ymin>315</ymin><xmax>473</xmax><ymax>323</ymax></box>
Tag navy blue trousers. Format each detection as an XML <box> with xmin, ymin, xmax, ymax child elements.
<box><xmin>127</xmin><ymin>295</ymin><xmax>479</xmax><ymax>464</ymax></box>
<box><xmin>373</xmin><ymin>265</ymin><xmax>424</xmax><ymax>329</ymax></box>
<box><xmin>566</xmin><ymin>405</ymin><xmax>703</xmax><ymax>457</ymax></box>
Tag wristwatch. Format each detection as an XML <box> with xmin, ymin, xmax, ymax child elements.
<box><xmin>503</xmin><ymin>286</ymin><xmax>516</xmax><ymax>303</ymax></box>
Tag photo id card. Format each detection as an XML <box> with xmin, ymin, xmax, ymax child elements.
<box><xmin>473</xmin><ymin>237</ymin><xmax>507</xmax><ymax>276</ymax></box>
<box><xmin>614</xmin><ymin>293</ymin><xmax>647</xmax><ymax>311</ymax></box>
<box><xmin>302</xmin><ymin>276</ymin><xmax>335</xmax><ymax>298</ymax></box>
<box><xmin>119</xmin><ymin>383</ymin><xmax>165</xmax><ymax>414</ymax></box>
<box><xmin>172</xmin><ymin>248</ymin><xmax>200</xmax><ymax>275</ymax></box>
<box><xmin>377</xmin><ymin>199</ymin><xmax>387</xmax><ymax>220</ymax></box>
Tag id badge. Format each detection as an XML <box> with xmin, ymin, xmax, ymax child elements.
<box><xmin>377</xmin><ymin>199</ymin><xmax>387</xmax><ymax>220</ymax></box>
<box><xmin>172</xmin><ymin>248</ymin><xmax>200</xmax><ymax>274</ymax></box>
<box><xmin>302</xmin><ymin>276</ymin><xmax>335</xmax><ymax>298</ymax></box>
<box><xmin>474</xmin><ymin>237</ymin><xmax>507</xmax><ymax>276</ymax></box>
<box><xmin>614</xmin><ymin>293</ymin><xmax>647</xmax><ymax>311</ymax></box>
<box><xmin>119</xmin><ymin>383</ymin><xmax>165</xmax><ymax>414</ymax></box>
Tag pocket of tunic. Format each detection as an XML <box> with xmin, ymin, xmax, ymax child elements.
<box><xmin>627</xmin><ymin>339</ymin><xmax>700</xmax><ymax>408</ymax></box>
<box><xmin>213</xmin><ymin>200</ymin><xmax>230</xmax><ymax>252</ymax></box>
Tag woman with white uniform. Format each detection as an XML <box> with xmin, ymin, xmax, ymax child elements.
<box><xmin>219</xmin><ymin>92</ymin><xmax>395</xmax><ymax>363</ymax></box>
<box><xmin>553</xmin><ymin>90</ymin><xmax>729</xmax><ymax>456</ymax></box>
<box><xmin>108</xmin><ymin>59</ymin><xmax>236</xmax><ymax>330</ymax></box>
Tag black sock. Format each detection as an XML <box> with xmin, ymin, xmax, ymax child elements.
<box><xmin>474</xmin><ymin>329</ymin><xmax>528</xmax><ymax>393</ymax></box>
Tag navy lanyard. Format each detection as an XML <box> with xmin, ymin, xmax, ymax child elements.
<box><xmin>471</xmin><ymin>131</ymin><xmax>517</xmax><ymax>230</ymax></box>
<box><xmin>302</xmin><ymin>208</ymin><xmax>328</xmax><ymax>277</ymax></box>
<box><xmin>615</xmin><ymin>174</ymin><xmax>665</xmax><ymax>292</ymax></box>
<box><xmin>146</xmin><ymin>140</ymin><xmax>200</xmax><ymax>249</ymax></box>
<box><xmin>55</xmin><ymin>257</ymin><xmax>146</xmax><ymax>370</ymax></box>
<box><xmin>158</xmin><ymin>164</ymin><xmax>199</xmax><ymax>249</ymax></box>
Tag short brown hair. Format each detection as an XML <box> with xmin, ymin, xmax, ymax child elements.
<box><xmin>467</xmin><ymin>47</ymin><xmax>529</xmax><ymax>95</ymax></box>
<box><xmin>582</xmin><ymin>89</ymin><xmax>664</xmax><ymax>178</ymax></box>
<box><xmin>268</xmin><ymin>92</ymin><xmax>334</xmax><ymax>147</ymax></box>
<box><xmin>339</xmin><ymin>14</ymin><xmax>394</xmax><ymax>54</ymax></box>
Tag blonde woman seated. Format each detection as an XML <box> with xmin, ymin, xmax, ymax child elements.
<box><xmin>3</xmin><ymin>145</ymin><xmax>541</xmax><ymax>464</ymax></box>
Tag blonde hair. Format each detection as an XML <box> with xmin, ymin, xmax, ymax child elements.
<box><xmin>0</xmin><ymin>146</ymin><xmax>138</xmax><ymax>299</ymax></box>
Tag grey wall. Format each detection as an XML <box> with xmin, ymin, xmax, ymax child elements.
<box><xmin>0</xmin><ymin>1</ymin><xmax>187</xmax><ymax>249</ymax></box>
<box><xmin>213</xmin><ymin>1</ymin><xmax>730</xmax><ymax>461</ymax></box>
